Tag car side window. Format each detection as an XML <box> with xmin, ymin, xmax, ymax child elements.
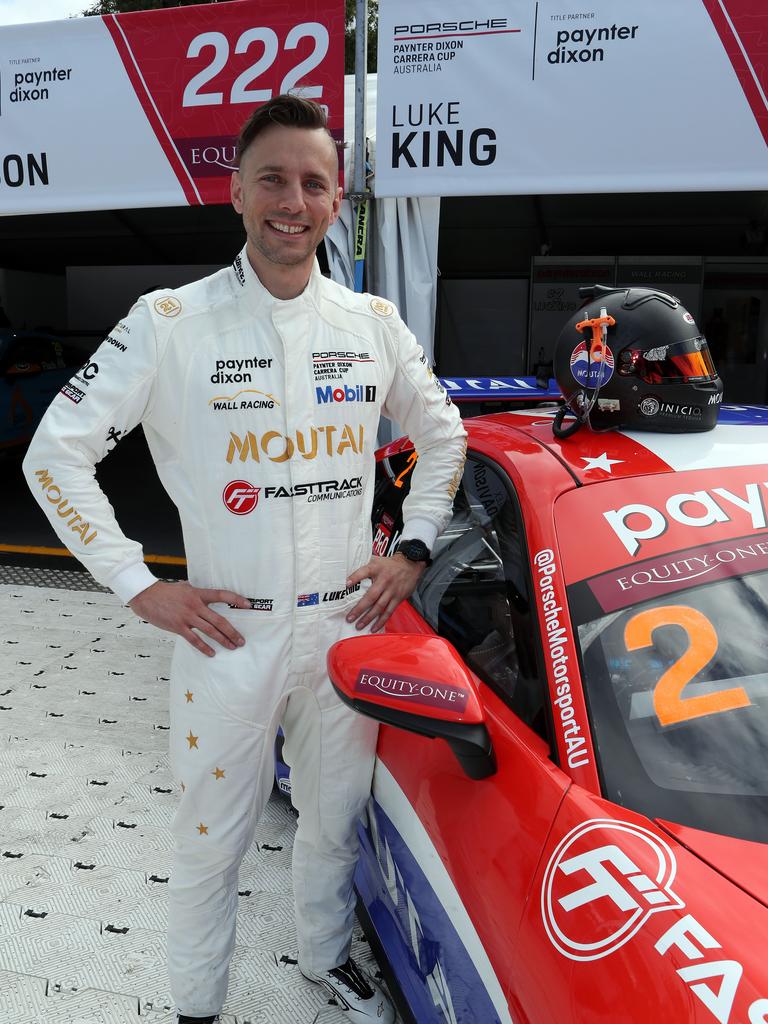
<box><xmin>370</xmin><ymin>446</ymin><xmax>417</xmax><ymax>558</ymax></box>
<box><xmin>372</xmin><ymin>449</ymin><xmax>550</xmax><ymax>741</ymax></box>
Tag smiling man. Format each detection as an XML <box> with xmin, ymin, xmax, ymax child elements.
<box><xmin>231</xmin><ymin>110</ymin><xmax>341</xmax><ymax>295</ymax></box>
<box><xmin>23</xmin><ymin>94</ymin><xmax>467</xmax><ymax>1024</ymax></box>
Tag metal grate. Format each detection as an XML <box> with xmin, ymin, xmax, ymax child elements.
<box><xmin>0</xmin><ymin>564</ymin><xmax>111</xmax><ymax>592</ymax></box>
<box><xmin>0</xmin><ymin>577</ymin><xmax>398</xmax><ymax>1023</ymax></box>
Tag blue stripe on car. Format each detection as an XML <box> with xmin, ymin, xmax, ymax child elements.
<box><xmin>355</xmin><ymin>796</ymin><xmax>502</xmax><ymax>1024</ymax></box>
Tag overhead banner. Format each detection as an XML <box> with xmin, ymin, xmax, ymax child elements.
<box><xmin>375</xmin><ymin>0</ymin><xmax>768</xmax><ymax>197</ymax></box>
<box><xmin>0</xmin><ymin>0</ymin><xmax>344</xmax><ymax>215</ymax></box>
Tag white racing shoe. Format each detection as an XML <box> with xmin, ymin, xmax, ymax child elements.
<box><xmin>301</xmin><ymin>956</ymin><xmax>396</xmax><ymax>1022</ymax></box>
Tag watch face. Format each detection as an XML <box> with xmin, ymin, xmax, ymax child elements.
<box><xmin>398</xmin><ymin>539</ymin><xmax>430</xmax><ymax>561</ymax></box>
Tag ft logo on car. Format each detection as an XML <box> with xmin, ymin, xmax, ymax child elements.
<box><xmin>541</xmin><ymin>818</ymin><xmax>683</xmax><ymax>960</ymax></box>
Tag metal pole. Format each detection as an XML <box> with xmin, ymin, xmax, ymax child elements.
<box><xmin>352</xmin><ymin>0</ymin><xmax>370</xmax><ymax>291</ymax></box>
<box><xmin>352</xmin><ymin>0</ymin><xmax>369</xmax><ymax>198</ymax></box>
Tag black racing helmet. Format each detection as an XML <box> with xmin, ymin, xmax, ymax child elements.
<box><xmin>552</xmin><ymin>285</ymin><xmax>723</xmax><ymax>438</ymax></box>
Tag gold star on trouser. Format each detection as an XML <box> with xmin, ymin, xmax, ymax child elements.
<box><xmin>185</xmin><ymin>690</ymin><xmax>194</xmax><ymax>703</ymax></box>
<box><xmin>187</xmin><ymin>731</ymin><xmax>199</xmax><ymax>749</ymax></box>
<box><xmin>197</xmin><ymin>823</ymin><xmax>208</xmax><ymax>835</ymax></box>
<box><xmin>212</xmin><ymin>767</ymin><xmax>225</xmax><ymax>780</ymax></box>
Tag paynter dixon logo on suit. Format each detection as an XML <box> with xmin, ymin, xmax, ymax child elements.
<box><xmin>225</xmin><ymin>425</ymin><xmax>364</xmax><ymax>464</ymax></box>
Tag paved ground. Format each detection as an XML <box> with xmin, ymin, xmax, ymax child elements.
<box><xmin>0</xmin><ymin>566</ymin><xmax>395</xmax><ymax>1024</ymax></box>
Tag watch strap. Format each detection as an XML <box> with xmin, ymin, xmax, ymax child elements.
<box><xmin>395</xmin><ymin>538</ymin><xmax>432</xmax><ymax>566</ymax></box>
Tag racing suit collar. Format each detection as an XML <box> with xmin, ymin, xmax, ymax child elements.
<box><xmin>234</xmin><ymin>245</ymin><xmax>322</xmax><ymax>311</ymax></box>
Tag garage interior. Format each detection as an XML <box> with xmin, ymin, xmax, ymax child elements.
<box><xmin>2</xmin><ymin>189</ymin><xmax>768</xmax><ymax>385</ymax></box>
<box><xmin>2</xmin><ymin>187</ymin><xmax>767</xmax><ymax>567</ymax></box>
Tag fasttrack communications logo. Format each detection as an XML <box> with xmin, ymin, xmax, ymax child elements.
<box><xmin>542</xmin><ymin>818</ymin><xmax>768</xmax><ymax>1021</ymax></box>
<box><xmin>222</xmin><ymin>480</ymin><xmax>259</xmax><ymax>515</ymax></box>
<box><xmin>541</xmin><ymin>819</ymin><xmax>683</xmax><ymax>961</ymax></box>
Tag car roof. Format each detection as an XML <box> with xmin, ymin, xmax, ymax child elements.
<box><xmin>464</xmin><ymin>405</ymin><xmax>768</xmax><ymax>485</ymax></box>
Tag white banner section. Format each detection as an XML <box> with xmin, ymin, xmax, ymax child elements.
<box><xmin>375</xmin><ymin>0</ymin><xmax>768</xmax><ymax>197</ymax></box>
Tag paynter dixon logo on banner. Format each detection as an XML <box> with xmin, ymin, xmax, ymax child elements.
<box><xmin>542</xmin><ymin>17</ymin><xmax>640</xmax><ymax>67</ymax></box>
<box><xmin>5</xmin><ymin>64</ymin><xmax>73</xmax><ymax>109</ymax></box>
<box><xmin>0</xmin><ymin>60</ymin><xmax>76</xmax><ymax>190</ymax></box>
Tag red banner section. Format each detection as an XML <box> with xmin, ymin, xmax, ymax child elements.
<box><xmin>702</xmin><ymin>0</ymin><xmax>768</xmax><ymax>148</ymax></box>
<box><xmin>104</xmin><ymin>0</ymin><xmax>344</xmax><ymax>205</ymax></box>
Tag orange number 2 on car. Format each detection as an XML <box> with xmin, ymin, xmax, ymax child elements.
<box><xmin>624</xmin><ymin>605</ymin><xmax>752</xmax><ymax>727</ymax></box>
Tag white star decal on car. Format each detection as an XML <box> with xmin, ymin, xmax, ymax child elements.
<box><xmin>580</xmin><ymin>453</ymin><xmax>623</xmax><ymax>473</ymax></box>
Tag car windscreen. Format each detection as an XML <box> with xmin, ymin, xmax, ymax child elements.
<box><xmin>567</xmin><ymin>538</ymin><xmax>768</xmax><ymax>843</ymax></box>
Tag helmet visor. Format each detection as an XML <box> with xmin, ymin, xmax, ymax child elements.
<box><xmin>633</xmin><ymin>337</ymin><xmax>718</xmax><ymax>385</ymax></box>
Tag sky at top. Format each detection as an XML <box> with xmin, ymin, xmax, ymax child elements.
<box><xmin>0</xmin><ymin>0</ymin><xmax>85</xmax><ymax>26</ymax></box>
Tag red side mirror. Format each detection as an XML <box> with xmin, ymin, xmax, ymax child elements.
<box><xmin>327</xmin><ymin>633</ymin><xmax>496</xmax><ymax>780</ymax></box>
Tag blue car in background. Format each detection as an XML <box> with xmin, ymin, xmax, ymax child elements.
<box><xmin>0</xmin><ymin>328</ymin><xmax>86</xmax><ymax>453</ymax></box>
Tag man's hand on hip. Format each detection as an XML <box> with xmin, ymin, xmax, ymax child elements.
<box><xmin>345</xmin><ymin>553</ymin><xmax>426</xmax><ymax>633</ymax></box>
<box><xmin>128</xmin><ymin>581</ymin><xmax>250</xmax><ymax>657</ymax></box>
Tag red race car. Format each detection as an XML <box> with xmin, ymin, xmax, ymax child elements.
<box><xmin>327</xmin><ymin>390</ymin><xmax>768</xmax><ymax>1024</ymax></box>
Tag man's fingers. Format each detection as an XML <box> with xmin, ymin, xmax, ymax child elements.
<box><xmin>347</xmin><ymin>585</ymin><xmax>384</xmax><ymax>623</ymax></box>
<box><xmin>353</xmin><ymin>589</ymin><xmax>391</xmax><ymax>629</ymax></box>
<box><xmin>346</xmin><ymin>563</ymin><xmax>373</xmax><ymax>587</ymax></box>
<box><xmin>370</xmin><ymin>598</ymin><xmax>400</xmax><ymax>633</ymax></box>
<box><xmin>218</xmin><ymin>590</ymin><xmax>252</xmax><ymax>609</ymax></box>
<box><xmin>198</xmin><ymin>588</ymin><xmax>251</xmax><ymax>609</ymax></box>
<box><xmin>181</xmin><ymin>627</ymin><xmax>215</xmax><ymax>658</ymax></box>
<box><xmin>197</xmin><ymin>609</ymin><xmax>244</xmax><ymax>649</ymax></box>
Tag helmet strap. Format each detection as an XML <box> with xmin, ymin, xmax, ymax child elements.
<box><xmin>552</xmin><ymin>405</ymin><xmax>584</xmax><ymax>438</ymax></box>
<box><xmin>571</xmin><ymin>307</ymin><xmax>617</xmax><ymax>422</ymax></box>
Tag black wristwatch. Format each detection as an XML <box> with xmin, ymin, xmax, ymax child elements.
<box><xmin>395</xmin><ymin>538</ymin><xmax>432</xmax><ymax>566</ymax></box>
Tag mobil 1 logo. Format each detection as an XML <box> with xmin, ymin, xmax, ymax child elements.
<box><xmin>316</xmin><ymin>384</ymin><xmax>377</xmax><ymax>405</ymax></box>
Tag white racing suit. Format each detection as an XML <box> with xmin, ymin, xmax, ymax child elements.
<box><xmin>22</xmin><ymin>248</ymin><xmax>467</xmax><ymax>1017</ymax></box>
